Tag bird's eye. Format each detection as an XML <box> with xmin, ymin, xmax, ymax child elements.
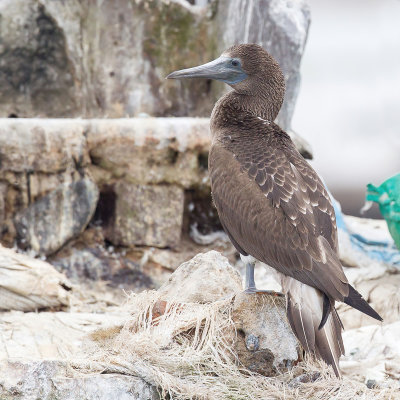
<box><xmin>231</xmin><ymin>59</ymin><xmax>239</xmax><ymax>67</ymax></box>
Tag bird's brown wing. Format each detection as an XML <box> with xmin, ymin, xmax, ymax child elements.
<box><xmin>209</xmin><ymin>131</ymin><xmax>349</xmax><ymax>302</ymax></box>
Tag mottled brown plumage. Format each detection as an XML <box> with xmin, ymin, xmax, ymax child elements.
<box><xmin>167</xmin><ymin>43</ymin><xmax>382</xmax><ymax>377</ymax></box>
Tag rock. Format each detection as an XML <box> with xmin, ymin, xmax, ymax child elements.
<box><xmin>0</xmin><ymin>359</ymin><xmax>159</xmax><ymax>400</ymax></box>
<box><xmin>232</xmin><ymin>291</ymin><xmax>300</xmax><ymax>375</ymax></box>
<box><xmin>0</xmin><ymin>0</ymin><xmax>80</xmax><ymax>118</ymax></box>
<box><xmin>0</xmin><ymin>119</ymin><xmax>90</xmax><ymax>174</ymax></box>
<box><xmin>338</xmin><ymin>274</ymin><xmax>400</xmax><ymax>330</ymax></box>
<box><xmin>86</xmin><ymin>118</ymin><xmax>210</xmax><ymax>188</ymax></box>
<box><xmin>102</xmin><ymin>182</ymin><xmax>184</xmax><ymax>248</ymax></box>
<box><xmin>0</xmin><ymin>245</ymin><xmax>72</xmax><ymax>312</ymax></box>
<box><xmin>340</xmin><ymin>321</ymin><xmax>400</xmax><ymax>384</ymax></box>
<box><xmin>0</xmin><ymin>119</ymin><xmax>91</xmax><ymax>244</ymax></box>
<box><xmin>51</xmin><ymin>246</ymin><xmax>154</xmax><ymax>291</ymax></box>
<box><xmin>0</xmin><ymin>312</ymin><xmax>124</xmax><ymax>359</ymax></box>
<box><xmin>14</xmin><ymin>178</ymin><xmax>99</xmax><ymax>255</ymax></box>
<box><xmin>0</xmin><ymin>0</ymin><xmax>215</xmax><ymax>119</ymax></box>
<box><xmin>0</xmin><ymin>0</ymin><xmax>309</xmax><ymax>135</ymax></box>
<box><xmin>157</xmin><ymin>250</ymin><xmax>242</xmax><ymax>303</ymax></box>
<box><xmin>0</xmin><ymin>305</ymin><xmax>158</xmax><ymax>399</ymax></box>
<box><xmin>155</xmin><ymin>250</ymin><xmax>299</xmax><ymax>376</ymax></box>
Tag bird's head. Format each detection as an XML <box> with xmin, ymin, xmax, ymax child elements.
<box><xmin>166</xmin><ymin>44</ymin><xmax>285</xmax><ymax>97</ymax></box>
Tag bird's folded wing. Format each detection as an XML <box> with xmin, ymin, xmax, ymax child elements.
<box><xmin>209</xmin><ymin>131</ymin><xmax>349</xmax><ymax>301</ymax></box>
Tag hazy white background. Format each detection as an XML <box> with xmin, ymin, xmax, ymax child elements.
<box><xmin>293</xmin><ymin>0</ymin><xmax>400</xmax><ymax>217</ymax></box>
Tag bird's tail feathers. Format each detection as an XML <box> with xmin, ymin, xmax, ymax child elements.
<box><xmin>283</xmin><ymin>277</ymin><xmax>344</xmax><ymax>377</ymax></box>
<box><xmin>344</xmin><ymin>284</ymin><xmax>383</xmax><ymax>322</ymax></box>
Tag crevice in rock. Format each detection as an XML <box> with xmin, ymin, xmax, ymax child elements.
<box><xmin>25</xmin><ymin>171</ymin><xmax>32</xmax><ymax>205</ymax></box>
<box><xmin>93</xmin><ymin>184</ymin><xmax>117</xmax><ymax>229</ymax></box>
<box><xmin>166</xmin><ymin>148</ymin><xmax>179</xmax><ymax>164</ymax></box>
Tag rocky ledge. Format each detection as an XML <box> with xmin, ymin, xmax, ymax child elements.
<box><xmin>0</xmin><ymin>118</ymin><xmax>210</xmax><ymax>252</ymax></box>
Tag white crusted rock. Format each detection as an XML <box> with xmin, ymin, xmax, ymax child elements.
<box><xmin>0</xmin><ymin>245</ymin><xmax>72</xmax><ymax>312</ymax></box>
<box><xmin>157</xmin><ymin>250</ymin><xmax>242</xmax><ymax>303</ymax></box>
<box><xmin>0</xmin><ymin>360</ymin><xmax>159</xmax><ymax>400</ymax></box>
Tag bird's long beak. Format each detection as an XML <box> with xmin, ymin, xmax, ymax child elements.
<box><xmin>166</xmin><ymin>56</ymin><xmax>232</xmax><ymax>81</ymax></box>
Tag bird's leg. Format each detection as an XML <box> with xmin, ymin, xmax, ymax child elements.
<box><xmin>244</xmin><ymin>262</ymin><xmax>257</xmax><ymax>293</ymax></box>
<box><xmin>243</xmin><ymin>261</ymin><xmax>284</xmax><ymax>296</ymax></box>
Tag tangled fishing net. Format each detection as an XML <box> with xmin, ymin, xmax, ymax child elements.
<box><xmin>80</xmin><ymin>289</ymin><xmax>398</xmax><ymax>400</ymax></box>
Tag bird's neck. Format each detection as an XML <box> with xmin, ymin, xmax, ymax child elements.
<box><xmin>211</xmin><ymin>89</ymin><xmax>284</xmax><ymax>134</ymax></box>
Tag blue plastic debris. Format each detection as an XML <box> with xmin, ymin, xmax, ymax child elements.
<box><xmin>331</xmin><ymin>196</ymin><xmax>400</xmax><ymax>268</ymax></box>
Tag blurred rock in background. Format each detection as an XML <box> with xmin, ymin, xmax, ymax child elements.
<box><xmin>0</xmin><ymin>0</ymin><xmax>309</xmax><ymax>127</ymax></box>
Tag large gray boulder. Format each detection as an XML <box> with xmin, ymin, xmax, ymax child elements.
<box><xmin>14</xmin><ymin>178</ymin><xmax>99</xmax><ymax>255</ymax></box>
<box><xmin>0</xmin><ymin>0</ymin><xmax>79</xmax><ymax>118</ymax></box>
<box><xmin>0</xmin><ymin>0</ymin><xmax>215</xmax><ymax>118</ymax></box>
<box><xmin>0</xmin><ymin>361</ymin><xmax>159</xmax><ymax>400</ymax></box>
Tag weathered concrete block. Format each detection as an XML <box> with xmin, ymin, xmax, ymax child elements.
<box><xmin>104</xmin><ymin>182</ymin><xmax>184</xmax><ymax>248</ymax></box>
<box><xmin>87</xmin><ymin>118</ymin><xmax>210</xmax><ymax>188</ymax></box>
<box><xmin>14</xmin><ymin>178</ymin><xmax>99</xmax><ymax>255</ymax></box>
<box><xmin>0</xmin><ymin>119</ymin><xmax>90</xmax><ymax>174</ymax></box>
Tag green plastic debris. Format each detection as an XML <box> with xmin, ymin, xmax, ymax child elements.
<box><xmin>366</xmin><ymin>173</ymin><xmax>400</xmax><ymax>250</ymax></box>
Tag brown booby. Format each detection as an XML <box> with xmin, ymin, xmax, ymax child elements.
<box><xmin>167</xmin><ymin>44</ymin><xmax>382</xmax><ymax>377</ymax></box>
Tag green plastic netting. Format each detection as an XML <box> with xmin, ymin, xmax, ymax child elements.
<box><xmin>366</xmin><ymin>173</ymin><xmax>400</xmax><ymax>250</ymax></box>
